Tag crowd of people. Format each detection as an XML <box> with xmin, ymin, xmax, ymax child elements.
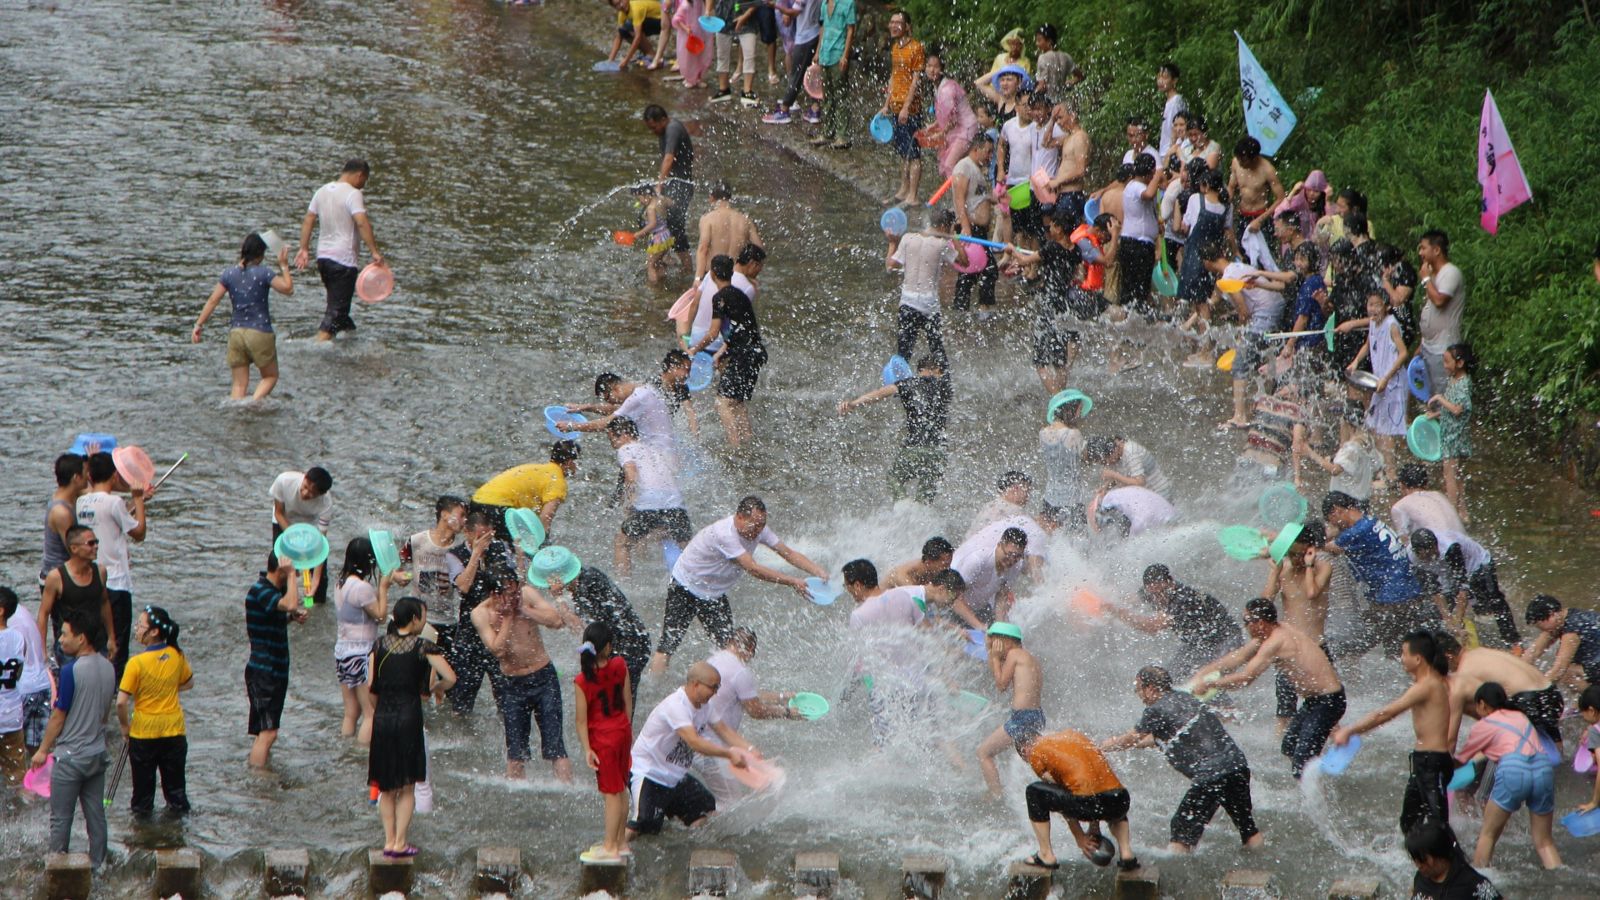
<box><xmin>7</xmin><ymin>6</ymin><xmax>1600</xmax><ymax>898</ymax></box>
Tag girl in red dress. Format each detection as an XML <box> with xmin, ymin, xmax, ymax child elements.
<box><xmin>574</xmin><ymin>622</ymin><xmax>634</xmax><ymax>861</ymax></box>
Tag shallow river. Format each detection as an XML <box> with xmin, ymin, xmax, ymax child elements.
<box><xmin>1</xmin><ymin>1</ymin><xmax>1598</xmax><ymax>896</ymax></box>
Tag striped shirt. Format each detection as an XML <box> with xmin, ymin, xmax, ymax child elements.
<box><xmin>245</xmin><ymin>573</ymin><xmax>291</xmax><ymax>679</ymax></box>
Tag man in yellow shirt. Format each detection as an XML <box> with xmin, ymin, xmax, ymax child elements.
<box><xmin>472</xmin><ymin>441</ymin><xmax>582</xmax><ymax>541</ymax></box>
<box><xmin>117</xmin><ymin>606</ymin><xmax>192</xmax><ymax>815</ymax></box>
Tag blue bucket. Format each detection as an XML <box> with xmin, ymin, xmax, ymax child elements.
<box><xmin>543</xmin><ymin>405</ymin><xmax>587</xmax><ymax>439</ymax></box>
<box><xmin>698</xmin><ymin>15</ymin><xmax>725</xmax><ymax>33</ymax></box>
<box><xmin>869</xmin><ymin>113</ymin><xmax>894</xmax><ymax>144</ymax></box>
<box><xmin>880</xmin><ymin>206</ymin><xmax>907</xmax><ymax>236</ymax></box>
<box><xmin>687</xmin><ymin>352</ymin><xmax>714</xmax><ymax>392</ymax></box>
<box><xmin>881</xmin><ymin>355</ymin><xmax>914</xmax><ymax>385</ymax></box>
<box><xmin>68</xmin><ymin>433</ymin><xmax>117</xmax><ymax>455</ymax></box>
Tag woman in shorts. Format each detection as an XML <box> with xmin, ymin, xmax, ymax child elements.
<box><xmin>334</xmin><ymin>537</ymin><xmax>390</xmax><ymax>743</ymax></box>
<box><xmin>192</xmin><ymin>232</ymin><xmax>292</xmax><ymax>402</ymax></box>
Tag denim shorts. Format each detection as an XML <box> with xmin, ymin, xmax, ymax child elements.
<box><xmin>1489</xmin><ymin>753</ymin><xmax>1554</xmax><ymax>815</ymax></box>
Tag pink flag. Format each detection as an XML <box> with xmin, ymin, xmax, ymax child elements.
<box><xmin>1477</xmin><ymin>90</ymin><xmax>1532</xmax><ymax>234</ymax></box>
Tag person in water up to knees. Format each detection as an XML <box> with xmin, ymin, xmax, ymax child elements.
<box><xmin>295</xmin><ymin>158</ymin><xmax>384</xmax><ymax>342</ymax></box>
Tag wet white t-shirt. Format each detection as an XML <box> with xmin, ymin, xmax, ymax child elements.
<box><xmin>307</xmin><ymin>180</ymin><xmax>367</xmax><ymax>268</ymax></box>
<box><xmin>1330</xmin><ymin>439</ymin><xmax>1376</xmax><ymax>501</ymax></box>
<box><xmin>692</xmin><ymin>271</ymin><xmax>756</xmax><ymax>350</ymax></box>
<box><xmin>5</xmin><ymin>604</ymin><xmax>53</xmax><ymax>695</ymax></box>
<box><xmin>1390</xmin><ymin>491</ymin><xmax>1465</xmax><ymax>541</ymax></box>
<box><xmin>671</xmin><ymin>515</ymin><xmax>781</xmax><ymax>600</ymax></box>
<box><xmin>892</xmin><ymin>233</ymin><xmax>957</xmax><ymax>314</ymax></box>
<box><xmin>617</xmin><ymin>441</ymin><xmax>683</xmax><ymax>511</ymax></box>
<box><xmin>951</xmin><ymin>525</ymin><xmax>1026</xmax><ymax>616</ymax></box>
<box><xmin>848</xmin><ymin>586</ymin><xmax>926</xmax><ymax>630</ymax></box>
<box><xmin>270</xmin><ymin>471</ymin><xmax>333</xmax><ymax>531</ymax></box>
<box><xmin>75</xmin><ymin>491</ymin><xmax>138</xmax><ymax>592</ymax></box>
<box><xmin>1000</xmin><ymin>117</ymin><xmax>1036</xmax><ymax>186</ymax></box>
<box><xmin>706</xmin><ymin>649</ymin><xmax>759</xmax><ymax>731</ymax></box>
<box><xmin>1099</xmin><ymin>486</ymin><xmax>1178</xmax><ymax>535</ymax></box>
<box><xmin>0</xmin><ymin>629</ymin><xmax>28</xmax><ymax>733</ymax></box>
<box><xmin>1222</xmin><ymin>261</ymin><xmax>1285</xmax><ymax>334</ymax></box>
<box><xmin>616</xmin><ymin>384</ymin><xmax>676</xmax><ymax>454</ymax></box>
<box><xmin>631</xmin><ymin>686</ymin><xmax>714</xmax><ymax>787</ymax></box>
<box><xmin>334</xmin><ymin>576</ymin><xmax>379</xmax><ymax>650</ymax></box>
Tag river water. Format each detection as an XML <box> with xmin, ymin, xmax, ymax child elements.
<box><xmin>1</xmin><ymin>1</ymin><xmax>1597</xmax><ymax>896</ymax></box>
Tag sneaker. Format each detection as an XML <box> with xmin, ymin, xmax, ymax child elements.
<box><xmin>739</xmin><ymin>92</ymin><xmax>759</xmax><ymax>108</ymax></box>
<box><xmin>710</xmin><ymin>89</ymin><xmax>733</xmax><ymax>103</ymax></box>
<box><xmin>803</xmin><ymin>108</ymin><xmax>822</xmax><ymax>124</ymax></box>
<box><xmin>788</xmin><ymin>101</ymin><xmax>801</xmax><ymax>111</ymax></box>
<box><xmin>761</xmin><ymin>107</ymin><xmax>792</xmax><ymax>124</ymax></box>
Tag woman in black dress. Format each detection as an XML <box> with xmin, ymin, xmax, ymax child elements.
<box><xmin>368</xmin><ymin>597</ymin><xmax>455</xmax><ymax>858</ymax></box>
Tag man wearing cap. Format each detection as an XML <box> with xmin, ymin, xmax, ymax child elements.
<box><xmin>77</xmin><ymin>451</ymin><xmax>156</xmax><ymax>676</ymax></box>
<box><xmin>1109</xmin><ymin>565</ymin><xmax>1241</xmax><ymax>679</ymax></box>
<box><xmin>471</xmin><ymin>442</ymin><xmax>581</xmax><ymax>542</ymax></box>
<box><xmin>531</xmin><ymin>546</ymin><xmax>652</xmax><ymax>692</ymax></box>
<box><xmin>1192</xmin><ymin>598</ymin><xmax>1346</xmax><ymax>778</ymax></box>
<box><xmin>978</xmin><ymin>621</ymin><xmax>1043</xmax><ymax>797</ymax></box>
<box><xmin>293</xmin><ymin>158</ymin><xmax>383</xmax><ymax>342</ymax></box>
<box><xmin>650</xmin><ymin>495</ymin><xmax>827</xmax><ymax>673</ymax></box>
<box><xmin>268</xmin><ymin>467</ymin><xmax>332</xmax><ymax>607</ymax></box>
<box><xmin>949</xmin><ymin>525</ymin><xmax>1028</xmax><ymax>628</ymax></box>
<box><xmin>470</xmin><ymin>573</ymin><xmax>571</xmax><ymax>782</ymax></box>
<box><xmin>628</xmin><ymin>661</ymin><xmax>756</xmax><ymax>837</ymax></box>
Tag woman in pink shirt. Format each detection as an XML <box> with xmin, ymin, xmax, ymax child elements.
<box><xmin>1453</xmin><ymin>682</ymin><xmax>1560</xmax><ymax>869</ymax></box>
<box><xmin>922</xmin><ymin>51</ymin><xmax>978</xmax><ymax>180</ymax></box>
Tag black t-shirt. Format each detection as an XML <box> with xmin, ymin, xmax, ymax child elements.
<box><xmin>711</xmin><ymin>285</ymin><xmax>764</xmax><ymax>356</ymax></box>
<box><xmin>1136</xmin><ymin>690</ymin><xmax>1248</xmax><ymax>783</ymax></box>
<box><xmin>1035</xmin><ymin>241</ymin><xmax>1082</xmax><ymax>315</ymax></box>
<box><xmin>1409</xmin><ymin>854</ymin><xmax>1502</xmax><ymax>900</ymax></box>
<box><xmin>896</xmin><ymin>374</ymin><xmax>952</xmax><ymax>448</ymax></box>
<box><xmin>660</xmin><ymin>120</ymin><xmax>694</xmax><ymax>183</ymax></box>
<box><xmin>448</xmin><ymin>540</ymin><xmax>518</xmax><ymax>625</ymax></box>
<box><xmin>569</xmin><ymin>567</ymin><xmax>651</xmax><ymax>662</ymax></box>
<box><xmin>1152</xmin><ymin>583</ymin><xmax>1243</xmax><ymax>654</ymax></box>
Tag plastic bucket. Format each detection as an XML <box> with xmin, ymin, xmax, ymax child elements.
<box><xmin>1029</xmin><ymin>168</ymin><xmax>1057</xmax><ymax>205</ymax></box>
<box><xmin>788</xmin><ymin>692</ymin><xmax>830</xmax><ymax>720</ymax></box>
<box><xmin>1045</xmin><ymin>389</ymin><xmax>1092</xmax><ymax>423</ymax></box>
<box><xmin>355</xmin><ymin>264</ymin><xmax>393</xmax><ymax>303</ymax></box>
<box><xmin>543</xmin><ymin>405</ymin><xmax>587</xmax><ymax>439</ymax></box>
<box><xmin>259</xmin><ymin>229</ymin><xmax>286</xmax><ymax>258</ymax></box>
<box><xmin>111</xmin><ymin>446</ymin><xmax>155</xmax><ymax>490</ymax></box>
<box><xmin>698</xmin><ymin>15</ymin><xmax>725</xmax><ymax>32</ymax></box>
<box><xmin>1007</xmin><ymin>182</ymin><xmax>1032</xmax><ymax>210</ymax></box>
<box><xmin>686</xmin><ymin>33</ymin><xmax>705</xmax><ymax>54</ymax></box>
<box><xmin>592</xmin><ymin>60</ymin><xmax>621</xmax><ymax>73</ymax></box>
<box><xmin>951</xmin><ymin>242</ymin><xmax>987</xmax><ymax>275</ymax></box>
<box><xmin>1446</xmin><ymin>761</ymin><xmax>1476</xmax><ymax>791</ymax></box>
<box><xmin>1347</xmin><ymin>369</ymin><xmax>1380</xmax><ymax>390</ymax></box>
<box><xmin>505</xmin><ymin>507</ymin><xmax>546</xmax><ymax>554</ymax></box>
<box><xmin>1218</xmin><ymin>525</ymin><xmax>1268</xmax><ymax>561</ymax></box>
<box><xmin>869</xmin><ymin>113</ymin><xmax>894</xmax><ymax>144</ymax></box>
<box><xmin>1268</xmin><ymin>522</ymin><xmax>1304</xmax><ymax>564</ymax></box>
<box><xmin>370</xmin><ymin>529</ymin><xmax>401</xmax><ymax>576</ymax></box>
<box><xmin>1215</xmin><ymin>277</ymin><xmax>1247</xmax><ymax>293</ymax></box>
<box><xmin>23</xmin><ymin>757</ymin><xmax>52</xmax><ymax>797</ymax></box>
<box><xmin>612</xmin><ymin>229</ymin><xmax>636</xmax><ymax>246</ymax></box>
<box><xmin>1258</xmin><ymin>482</ymin><xmax>1308</xmax><ymax>529</ymax></box>
<box><xmin>1083</xmin><ymin>197</ymin><xmax>1101</xmax><ymax>222</ymax></box>
<box><xmin>274</xmin><ymin>523</ymin><xmax>330</xmax><ymax>570</ymax></box>
<box><xmin>880</xmin><ymin>206</ymin><xmax>907</xmax><ymax>236</ymax></box>
<box><xmin>1407</xmin><ymin>416</ymin><xmax>1443</xmax><ymax>462</ymax></box>
<box><xmin>951</xmin><ymin>690</ymin><xmax>989</xmax><ymax>716</ymax></box>
<box><xmin>1407</xmin><ymin>356</ymin><xmax>1432</xmax><ymax>403</ymax></box>
<box><xmin>881</xmin><ymin>355</ymin><xmax>914</xmax><ymax>386</ymax></box>
<box><xmin>804</xmin><ymin>577</ymin><xmax>841</xmax><ymax>606</ymax></box>
<box><xmin>687</xmin><ymin>352</ymin><xmax>715</xmax><ymax>392</ymax></box>
<box><xmin>1215</xmin><ymin>349</ymin><xmax>1237</xmax><ymax>372</ymax></box>
<box><xmin>68</xmin><ymin>433</ymin><xmax>117</xmax><ymax>455</ymax></box>
<box><xmin>803</xmin><ymin>64</ymin><xmax>823</xmax><ymax>100</ymax></box>
<box><xmin>1317</xmin><ymin>734</ymin><xmax>1362</xmax><ymax>776</ymax></box>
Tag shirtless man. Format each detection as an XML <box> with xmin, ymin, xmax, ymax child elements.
<box><xmin>1229</xmin><ymin>137</ymin><xmax>1285</xmax><ymax>242</ymax></box>
<box><xmin>471</xmin><ymin>578</ymin><xmax>574</xmax><ymax>781</ymax></box>
<box><xmin>1332</xmin><ymin>630</ymin><xmax>1454</xmax><ymax>834</ymax></box>
<box><xmin>978</xmin><ymin>622</ymin><xmax>1043</xmax><ymax>797</ymax></box>
<box><xmin>881</xmin><ymin>537</ymin><xmax>954</xmax><ymax>589</ymax></box>
<box><xmin>1193</xmin><ymin>598</ymin><xmax>1345</xmax><ymax>778</ymax></box>
<box><xmin>1262</xmin><ymin>522</ymin><xmax>1332</xmax><ymax>734</ymax></box>
<box><xmin>1046</xmin><ymin>103</ymin><xmax>1091</xmax><ymax>221</ymax></box>
<box><xmin>694</xmin><ymin>181</ymin><xmax>763</xmax><ymax>285</ymax></box>
<box><xmin>1436</xmin><ymin>632</ymin><xmax>1561</xmax><ymax>748</ymax></box>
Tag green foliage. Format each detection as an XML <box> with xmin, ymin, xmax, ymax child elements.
<box><xmin>899</xmin><ymin>0</ymin><xmax>1600</xmax><ymax>427</ymax></box>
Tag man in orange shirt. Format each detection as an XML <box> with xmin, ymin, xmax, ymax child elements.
<box><xmin>1016</xmin><ymin>725</ymin><xmax>1140</xmax><ymax>870</ymax></box>
<box><xmin>878</xmin><ymin>10</ymin><xmax>925</xmax><ymax>205</ymax></box>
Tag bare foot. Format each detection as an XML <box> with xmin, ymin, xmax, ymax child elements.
<box><xmin>553</xmin><ymin>757</ymin><xmax>575</xmax><ymax>783</ymax></box>
<box><xmin>648</xmin><ymin>652</ymin><xmax>669</xmax><ymax>676</ymax></box>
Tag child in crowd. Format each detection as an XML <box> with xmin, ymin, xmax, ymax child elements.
<box><xmin>116</xmin><ymin>606</ymin><xmax>192</xmax><ymax>815</ymax></box>
<box><xmin>1348</xmin><ymin>289</ymin><xmax>1408</xmax><ymax>490</ymax></box>
<box><xmin>628</xmin><ymin>185</ymin><xmax>677</xmax><ymax>285</ymax></box>
<box><xmin>1452</xmin><ymin>681</ymin><xmax>1560</xmax><ymax>869</ymax></box>
<box><xmin>575</xmin><ymin>622</ymin><xmax>633</xmax><ymax>862</ymax></box>
<box><xmin>1406</xmin><ymin>821</ymin><xmax>1502</xmax><ymax>900</ymax></box>
<box><xmin>1578</xmin><ymin>685</ymin><xmax>1600</xmax><ymax>814</ymax></box>
<box><xmin>1427</xmin><ymin>342</ymin><xmax>1475</xmax><ymax>523</ymax></box>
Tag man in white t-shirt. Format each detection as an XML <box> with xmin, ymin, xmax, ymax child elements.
<box><xmin>846</xmin><ymin>561</ymin><xmax>963</xmax><ymax>630</ymax></box>
<box><xmin>1390</xmin><ymin>465</ymin><xmax>1465</xmax><ymax>540</ymax></box>
<box><xmin>269</xmin><ymin>467</ymin><xmax>334</xmax><ymax>605</ymax></box>
<box><xmin>404</xmin><ymin>495</ymin><xmax>466</xmax><ymax>624</ymax></box>
<box><xmin>1090</xmin><ymin>485</ymin><xmax>1178</xmax><ymax>537</ymax></box>
<box><xmin>1416</xmin><ymin>229</ymin><xmax>1466</xmax><ymax>393</ymax></box>
<box><xmin>1157</xmin><ymin>62</ymin><xmax>1186</xmax><ymax>156</ymax></box>
<box><xmin>950</xmin><ymin>525</ymin><xmax>1029</xmax><ymax>627</ymax></box>
<box><xmin>3</xmin><ymin>592</ymin><xmax>54</xmax><ymax>754</ymax></box>
<box><xmin>293</xmin><ymin>158</ymin><xmax>384</xmax><ymax>342</ymax></box>
<box><xmin>650</xmin><ymin>496</ymin><xmax>827</xmax><ymax>673</ymax></box>
<box><xmin>693</xmin><ymin>628</ymin><xmax>802</xmax><ymax>803</ymax></box>
<box><xmin>684</xmin><ymin>242</ymin><xmax>763</xmax><ymax>353</ymax></box>
<box><xmin>886</xmin><ymin>209</ymin><xmax>958</xmax><ymax>365</ymax></box>
<box><xmin>1120</xmin><ymin>116</ymin><xmax>1161</xmax><ymax>166</ymax></box>
<box><xmin>562</xmin><ymin>372</ymin><xmax>678</xmax><ymax>459</ymax></box>
<box><xmin>75</xmin><ymin>452</ymin><xmax>152</xmax><ymax>678</ymax></box>
<box><xmin>608</xmin><ymin>417</ymin><xmax>693</xmax><ymax>577</ymax></box>
<box><xmin>0</xmin><ymin>590</ymin><xmax>32</xmax><ymax>787</ymax></box>
<box><xmin>628</xmin><ymin>661</ymin><xmax>755</xmax><ymax>837</ymax></box>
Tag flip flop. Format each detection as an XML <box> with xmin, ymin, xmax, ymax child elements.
<box><xmin>1023</xmin><ymin>853</ymin><xmax>1060</xmax><ymax>870</ymax></box>
<box><xmin>383</xmin><ymin>845</ymin><xmax>419</xmax><ymax>858</ymax></box>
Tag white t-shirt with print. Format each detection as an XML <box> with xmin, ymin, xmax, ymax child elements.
<box><xmin>271</xmin><ymin>471</ymin><xmax>333</xmax><ymax>531</ymax></box>
<box><xmin>308</xmin><ymin>180</ymin><xmax>367</xmax><ymax>268</ymax></box>
<box><xmin>0</xmin><ymin>628</ymin><xmax>28</xmax><ymax>733</ymax></box>
<box><xmin>671</xmin><ymin>515</ymin><xmax>781</xmax><ymax>600</ymax></box>
<box><xmin>631</xmin><ymin>686</ymin><xmax>714</xmax><ymax>787</ymax></box>
<box><xmin>706</xmin><ymin>649</ymin><xmax>759</xmax><ymax>731</ymax></box>
<box><xmin>76</xmin><ymin>491</ymin><xmax>138</xmax><ymax>592</ymax></box>
<box><xmin>617</xmin><ymin>441</ymin><xmax>683</xmax><ymax>511</ymax></box>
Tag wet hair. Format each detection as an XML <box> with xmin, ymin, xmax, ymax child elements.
<box><xmin>709</xmin><ymin>180</ymin><xmax>733</xmax><ymax>200</ymax></box>
<box><xmin>342</xmin><ymin>159</ymin><xmax>370</xmax><ymax>175</ymax></box>
<box><xmin>914</xmin><ymin>355</ymin><xmax>943</xmax><ymax>373</ymax></box>
<box><xmin>1420</xmin><ymin>229</ymin><xmax>1450</xmax><ymax>256</ymax></box>
<box><xmin>1234</xmin><ymin>136</ymin><xmax>1261</xmax><ymax>161</ymax></box>
<box><xmin>642</xmin><ymin>104</ymin><xmax>668</xmax><ymax>123</ymax></box>
<box><xmin>1330</xmin><ymin>237</ymin><xmax>1356</xmax><ymax>259</ymax></box>
<box><xmin>66</xmin><ymin>524</ymin><xmax>94</xmax><ymax>546</ymax></box>
<box><xmin>1375</xmin><ymin>242</ymin><xmax>1404</xmax><ymax>267</ymax></box>
<box><xmin>1434</xmin><ymin>631</ymin><xmax>1461</xmax><ymax>659</ymax></box>
<box><xmin>1097</xmin><ymin>506</ymin><xmax>1132</xmax><ymax>537</ymax></box>
<box><xmin>1115</xmin><ymin>162</ymin><xmax>1134</xmax><ymax>182</ymax></box>
<box><xmin>1474</xmin><ymin>681</ymin><xmax>1511</xmax><ymax>711</ymax></box>
<box><xmin>606</xmin><ymin>416</ymin><xmax>639</xmax><ymax>438</ymax></box>
<box><xmin>1525</xmin><ymin>594</ymin><xmax>1563</xmax><ymax>625</ymax></box>
<box><xmin>435</xmin><ymin>494</ymin><xmax>467</xmax><ymax>520</ymax></box>
<box><xmin>1243</xmin><ymin>597</ymin><xmax>1278</xmax><ymax>624</ymax></box>
<box><xmin>1199</xmin><ymin>240</ymin><xmax>1230</xmax><ymax>262</ymax></box>
<box><xmin>628</xmin><ymin>182</ymin><xmax>654</xmax><ymax>198</ymax></box>
<box><xmin>1295</xmin><ymin>520</ymin><xmax>1326</xmax><ymax>548</ymax></box>
<box><xmin>889</xmin><ymin>9</ymin><xmax>910</xmax><ymax>25</ymax></box>
<box><xmin>1403</xmin><ymin>630</ymin><xmax>1450</xmax><ymax>676</ymax></box>
<box><xmin>87</xmin><ymin>451</ymin><xmax>117</xmax><ymax>483</ymax></box>
<box><xmin>1343</xmin><ymin>210</ymin><xmax>1369</xmax><ymax>239</ymax></box>
<box><xmin>1411</xmin><ymin>528</ymin><xmax>1439</xmax><ymax>556</ymax></box>
<box><xmin>730</xmin><ymin>626</ymin><xmax>757</xmax><ymax>654</ymax></box>
<box><xmin>0</xmin><ymin>586</ymin><xmax>17</xmax><ymax>621</ymax></box>
<box><xmin>1159</xmin><ymin>62</ymin><xmax>1180</xmax><ymax>80</ymax></box>
<box><xmin>1397</xmin><ymin>464</ymin><xmax>1429</xmax><ymax>489</ymax></box>
<box><xmin>304</xmin><ymin>466</ymin><xmax>334</xmax><ymax>495</ymax></box>
<box><xmin>579</xmin><ymin>621</ymin><xmax>614</xmax><ymax>683</ymax></box>
<box><xmin>550</xmin><ymin>440</ymin><xmax>581</xmax><ymax>464</ymax></box>
<box><xmin>931</xmin><ymin>209</ymin><xmax>957</xmax><ymax>231</ymax></box>
<box><xmin>1188</xmin><ymin>112</ymin><xmax>1207</xmax><ymax>133</ymax></box>
<box><xmin>1135</xmin><ymin>665</ymin><xmax>1173</xmax><ymax>693</ymax></box>
<box><xmin>710</xmin><ymin>254</ymin><xmax>735</xmax><ymax>281</ymax></box>
<box><xmin>1337</xmin><ymin>187</ymin><xmax>1368</xmax><ymax>212</ymax></box>
<box><xmin>661</xmin><ymin>349</ymin><xmax>690</xmax><ymax>372</ymax></box>
<box><xmin>1125</xmin><ymin>115</ymin><xmax>1149</xmax><ymax>131</ymax></box>
<box><xmin>1405</xmin><ymin>820</ymin><xmax>1461</xmax><ymax>863</ymax></box>
<box><xmin>996</xmin><ymin>470</ymin><xmax>1033</xmax><ymax>492</ymax></box>
<box><xmin>55</xmin><ymin>453</ymin><xmax>86</xmax><ymax>487</ymax></box>
<box><xmin>1579</xmin><ymin>684</ymin><xmax>1600</xmax><ymax>713</ymax></box>
<box><xmin>968</xmin><ymin>132</ymin><xmax>993</xmax><ymax>149</ymax></box>
<box><xmin>921</xmin><ymin>537</ymin><xmax>953</xmax><ymax>561</ymax></box>
<box><xmin>1446</xmin><ymin>342</ymin><xmax>1477</xmax><ymax>375</ymax></box>
<box><xmin>1321</xmin><ymin>490</ymin><xmax>1360</xmax><ymax>517</ymax></box>
<box><xmin>1274</xmin><ymin>209</ymin><xmax>1300</xmax><ymax>232</ymax></box>
<box><xmin>842</xmin><ymin>558</ymin><xmax>878</xmax><ymax>588</ymax></box>
<box><xmin>464</xmin><ymin>509</ymin><xmax>495</xmax><ymax>530</ymax></box>
<box><xmin>1037</xmin><ymin>23</ymin><xmax>1058</xmax><ymax>43</ymax></box>
<box><xmin>737</xmin><ymin>243</ymin><xmax>766</xmax><ymax>265</ymax></box>
<box><xmin>1142</xmin><ymin>564</ymin><xmax>1173</xmax><ymax>586</ymax></box>
<box><xmin>241</xmin><ymin>232</ymin><xmax>268</xmax><ymax>265</ymax></box>
<box><xmin>1292</xmin><ymin>242</ymin><xmax>1320</xmax><ymax>268</ymax></box>
<box><xmin>61</xmin><ymin>606</ymin><xmax>102</xmax><ymax>650</ymax></box>
<box><xmin>1026</xmin><ymin>91</ymin><xmax>1051</xmax><ymax>108</ymax></box>
<box><xmin>736</xmin><ymin>495</ymin><xmax>767</xmax><ymax>517</ymax></box>
<box><xmin>593</xmin><ymin>372</ymin><xmax>623</xmax><ymax>398</ymax></box>
<box><xmin>143</xmin><ymin>604</ymin><xmax>181</xmax><ymax>652</ymax></box>
<box><xmin>1052</xmin><ymin>400</ymin><xmax>1081</xmax><ymax>425</ymax></box>
<box><xmin>388</xmin><ymin>596</ymin><xmax>426</xmax><ymax>636</ymax></box>
<box><xmin>1131</xmin><ymin>154</ymin><xmax>1156</xmax><ymax>180</ymax></box>
<box><xmin>1184</xmin><ymin>157</ymin><xmax>1209</xmax><ymax>183</ymax></box>
<box><xmin>1082</xmin><ymin>435</ymin><xmax>1117</xmax><ymax>464</ymax></box>
<box><xmin>930</xmin><ymin>568</ymin><xmax>966</xmax><ymax>595</ymax></box>
<box><xmin>1000</xmin><ymin>527</ymin><xmax>1028</xmax><ymax>548</ymax></box>
<box><xmin>339</xmin><ymin>536</ymin><xmax>377</xmax><ymax>585</ymax></box>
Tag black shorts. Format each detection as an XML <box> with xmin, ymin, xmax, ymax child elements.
<box><xmin>1510</xmin><ymin>685</ymin><xmax>1563</xmax><ymax>745</ymax></box>
<box><xmin>717</xmin><ymin>350</ymin><xmax>765</xmax><ymax>402</ymax></box>
<box><xmin>628</xmin><ymin>774</ymin><xmax>715</xmax><ymax>834</ymax></box>
<box><xmin>1282</xmin><ymin>688</ymin><xmax>1346</xmax><ymax>778</ymax></box>
<box><xmin>621</xmin><ymin>507</ymin><xmax>693</xmax><ymax>543</ymax></box>
<box><xmin>891</xmin><ymin>115</ymin><xmax>923</xmax><ymax>161</ymax></box>
<box><xmin>1011</xmin><ymin>202</ymin><xmax>1044</xmax><ymax>240</ymax></box>
<box><xmin>618</xmin><ymin>17</ymin><xmax>662</xmax><ymax>39</ymax></box>
<box><xmin>1065</xmin><ymin>286</ymin><xmax>1108</xmax><ymax>321</ymax></box>
<box><xmin>1171</xmin><ymin>769</ymin><xmax>1258</xmax><ymax>847</ymax></box>
<box><xmin>1031</xmin><ymin>309</ymin><xmax>1074</xmax><ymax>367</ymax></box>
<box><xmin>245</xmin><ymin>667</ymin><xmax>288</xmax><ymax>735</ymax></box>
<box><xmin>1025</xmin><ymin>782</ymin><xmax>1130</xmax><ymax>824</ymax></box>
<box><xmin>754</xmin><ymin>5</ymin><xmax>778</xmax><ymax>43</ymax></box>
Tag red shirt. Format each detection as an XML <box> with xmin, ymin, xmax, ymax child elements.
<box><xmin>575</xmin><ymin>656</ymin><xmax>631</xmax><ymax>736</ymax></box>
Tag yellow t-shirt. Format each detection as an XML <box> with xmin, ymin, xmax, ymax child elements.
<box><xmin>119</xmin><ymin>645</ymin><xmax>192</xmax><ymax>739</ymax></box>
<box><xmin>473</xmin><ymin>463</ymin><xmax>568</xmax><ymax>509</ymax></box>
<box><xmin>630</xmin><ymin>0</ymin><xmax>661</xmax><ymax>28</ymax></box>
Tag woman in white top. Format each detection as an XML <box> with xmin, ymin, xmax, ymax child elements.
<box><xmin>334</xmin><ymin>537</ymin><xmax>390</xmax><ymax>743</ymax></box>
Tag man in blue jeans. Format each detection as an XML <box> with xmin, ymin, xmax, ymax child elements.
<box><xmin>31</xmin><ymin>609</ymin><xmax>116</xmax><ymax>867</ymax></box>
<box><xmin>470</xmin><ymin>577</ymin><xmax>572</xmax><ymax>782</ymax></box>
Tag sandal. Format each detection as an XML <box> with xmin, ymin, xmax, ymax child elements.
<box><xmin>383</xmin><ymin>845</ymin><xmax>419</xmax><ymax>858</ymax></box>
<box><xmin>1023</xmin><ymin>853</ymin><xmax>1060</xmax><ymax>870</ymax></box>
